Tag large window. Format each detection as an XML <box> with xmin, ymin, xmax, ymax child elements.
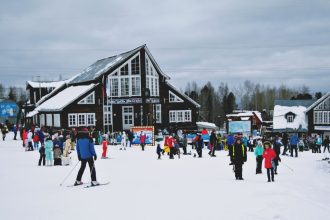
<box><xmin>104</xmin><ymin>105</ymin><xmax>112</xmax><ymax>125</ymax></box>
<box><xmin>169</xmin><ymin>91</ymin><xmax>184</xmax><ymax>103</ymax></box>
<box><xmin>40</xmin><ymin>114</ymin><xmax>45</xmax><ymax>127</ymax></box>
<box><xmin>169</xmin><ymin>110</ymin><xmax>192</xmax><ymax>123</ymax></box>
<box><xmin>53</xmin><ymin>114</ymin><xmax>61</xmax><ymax>127</ymax></box>
<box><xmin>86</xmin><ymin>113</ymin><xmax>96</xmax><ymax>126</ymax></box>
<box><xmin>46</xmin><ymin>114</ymin><xmax>53</xmax><ymax>126</ymax></box>
<box><xmin>145</xmin><ymin>56</ymin><xmax>159</xmax><ymax>97</ymax></box>
<box><xmin>154</xmin><ymin>104</ymin><xmax>162</xmax><ymax>123</ymax></box>
<box><xmin>69</xmin><ymin>113</ymin><xmax>96</xmax><ymax>127</ymax></box>
<box><xmin>78</xmin><ymin>114</ymin><xmax>86</xmax><ymax>126</ymax></box>
<box><xmin>108</xmin><ymin>55</ymin><xmax>141</xmax><ymax>97</ymax></box>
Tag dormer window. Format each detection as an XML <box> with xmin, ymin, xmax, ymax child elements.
<box><xmin>169</xmin><ymin>91</ymin><xmax>183</xmax><ymax>103</ymax></box>
<box><xmin>78</xmin><ymin>92</ymin><xmax>95</xmax><ymax>104</ymax></box>
<box><xmin>287</xmin><ymin>115</ymin><xmax>294</xmax><ymax>123</ymax></box>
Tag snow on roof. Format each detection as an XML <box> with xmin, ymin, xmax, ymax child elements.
<box><xmin>273</xmin><ymin>105</ymin><xmax>307</xmax><ymax>130</ymax></box>
<box><xmin>27</xmin><ymin>80</ymin><xmax>66</xmax><ymax>89</ymax></box>
<box><xmin>35</xmin><ymin>84</ymin><xmax>97</xmax><ymax>112</ymax></box>
<box><xmin>26</xmin><ymin>110</ymin><xmax>38</xmax><ymax>118</ymax></box>
<box><xmin>306</xmin><ymin>92</ymin><xmax>330</xmax><ymax>112</ymax></box>
<box><xmin>227</xmin><ymin>111</ymin><xmax>263</xmax><ymax>122</ymax></box>
<box><xmin>196</xmin><ymin>122</ymin><xmax>217</xmax><ymax>129</ymax></box>
<box><xmin>166</xmin><ymin>82</ymin><xmax>200</xmax><ymax>108</ymax></box>
<box><xmin>69</xmin><ymin>46</ymin><xmax>144</xmax><ymax>84</ymax></box>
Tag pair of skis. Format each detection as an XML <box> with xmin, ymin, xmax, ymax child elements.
<box><xmin>66</xmin><ymin>182</ymin><xmax>110</xmax><ymax>188</ymax></box>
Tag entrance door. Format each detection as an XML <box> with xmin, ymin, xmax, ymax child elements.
<box><xmin>122</xmin><ymin>106</ymin><xmax>134</xmax><ymax>130</ymax></box>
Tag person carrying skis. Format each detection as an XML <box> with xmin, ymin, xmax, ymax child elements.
<box><xmin>74</xmin><ymin>130</ymin><xmax>99</xmax><ymax>186</ymax></box>
<box><xmin>262</xmin><ymin>141</ymin><xmax>277</xmax><ymax>182</ymax></box>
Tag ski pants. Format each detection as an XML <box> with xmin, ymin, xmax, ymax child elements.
<box><xmin>316</xmin><ymin>144</ymin><xmax>322</xmax><ymax>153</ymax></box>
<box><xmin>76</xmin><ymin>158</ymin><xmax>97</xmax><ymax>182</ymax></box>
<box><xmin>323</xmin><ymin>145</ymin><xmax>330</xmax><ymax>153</ymax></box>
<box><xmin>256</xmin><ymin>156</ymin><xmax>263</xmax><ymax>174</ymax></box>
<box><xmin>267</xmin><ymin>168</ymin><xmax>274</xmax><ymax>181</ymax></box>
<box><xmin>234</xmin><ymin>162</ymin><xmax>243</xmax><ymax>179</ymax></box>
<box><xmin>141</xmin><ymin>143</ymin><xmax>145</xmax><ymax>151</ymax></box>
<box><xmin>38</xmin><ymin>154</ymin><xmax>45</xmax><ymax>166</ymax></box>
<box><xmin>282</xmin><ymin>143</ymin><xmax>288</xmax><ymax>155</ymax></box>
<box><xmin>291</xmin><ymin>145</ymin><xmax>298</xmax><ymax>157</ymax></box>
<box><xmin>102</xmin><ymin>146</ymin><xmax>107</xmax><ymax>158</ymax></box>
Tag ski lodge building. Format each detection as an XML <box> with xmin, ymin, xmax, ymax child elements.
<box><xmin>25</xmin><ymin>45</ymin><xmax>200</xmax><ymax>132</ymax></box>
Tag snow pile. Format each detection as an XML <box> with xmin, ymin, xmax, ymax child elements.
<box><xmin>35</xmin><ymin>84</ymin><xmax>97</xmax><ymax>112</ymax></box>
<box><xmin>1</xmin><ymin>132</ymin><xmax>330</xmax><ymax>220</ymax></box>
<box><xmin>196</xmin><ymin>121</ymin><xmax>217</xmax><ymax>129</ymax></box>
<box><xmin>273</xmin><ymin>105</ymin><xmax>307</xmax><ymax>130</ymax></box>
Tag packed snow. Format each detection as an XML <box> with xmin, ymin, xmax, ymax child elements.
<box><xmin>0</xmin><ymin>132</ymin><xmax>330</xmax><ymax>220</ymax></box>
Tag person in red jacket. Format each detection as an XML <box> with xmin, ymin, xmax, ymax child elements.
<box><xmin>262</xmin><ymin>141</ymin><xmax>277</xmax><ymax>182</ymax></box>
<box><xmin>168</xmin><ymin>135</ymin><xmax>174</xmax><ymax>159</ymax></box>
<box><xmin>33</xmin><ymin>132</ymin><xmax>40</xmax><ymax>150</ymax></box>
<box><xmin>140</xmin><ymin>131</ymin><xmax>147</xmax><ymax>151</ymax></box>
<box><xmin>101</xmin><ymin>136</ymin><xmax>108</xmax><ymax>159</ymax></box>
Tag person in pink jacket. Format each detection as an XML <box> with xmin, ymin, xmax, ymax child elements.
<box><xmin>262</xmin><ymin>141</ymin><xmax>277</xmax><ymax>182</ymax></box>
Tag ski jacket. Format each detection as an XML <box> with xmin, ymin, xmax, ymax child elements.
<box><xmin>39</xmin><ymin>146</ymin><xmax>45</xmax><ymax>155</ymax></box>
<box><xmin>290</xmin><ymin>135</ymin><xmax>299</xmax><ymax>146</ymax></box>
<box><xmin>140</xmin><ymin>134</ymin><xmax>146</xmax><ymax>144</ymax></box>
<box><xmin>63</xmin><ymin>139</ymin><xmax>71</xmax><ymax>157</ymax></box>
<box><xmin>45</xmin><ymin>140</ymin><xmax>53</xmax><ymax>153</ymax></box>
<box><xmin>76</xmin><ymin>136</ymin><xmax>96</xmax><ymax>160</ymax></box>
<box><xmin>227</xmin><ymin>135</ymin><xmax>234</xmax><ymax>146</ymax></box>
<box><xmin>27</xmin><ymin>132</ymin><xmax>33</xmax><ymax>142</ymax></box>
<box><xmin>254</xmin><ymin>145</ymin><xmax>264</xmax><ymax>157</ymax></box>
<box><xmin>262</xmin><ymin>148</ymin><xmax>276</xmax><ymax>169</ymax></box>
<box><xmin>210</xmin><ymin>132</ymin><xmax>217</xmax><ymax>145</ymax></box>
<box><xmin>33</xmin><ymin>134</ymin><xmax>39</xmax><ymax>143</ymax></box>
<box><xmin>232</xmin><ymin>143</ymin><xmax>247</xmax><ymax>164</ymax></box>
<box><xmin>316</xmin><ymin>137</ymin><xmax>322</xmax><ymax>145</ymax></box>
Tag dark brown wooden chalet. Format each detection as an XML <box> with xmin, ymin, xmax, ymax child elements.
<box><xmin>26</xmin><ymin>45</ymin><xmax>200</xmax><ymax>132</ymax></box>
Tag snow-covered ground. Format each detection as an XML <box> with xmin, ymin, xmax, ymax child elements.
<box><xmin>1</xmin><ymin>132</ymin><xmax>330</xmax><ymax>220</ymax></box>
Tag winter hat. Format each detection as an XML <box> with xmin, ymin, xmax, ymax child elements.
<box><xmin>66</xmin><ymin>135</ymin><xmax>70</xmax><ymax>139</ymax></box>
<box><xmin>263</xmin><ymin>141</ymin><xmax>272</xmax><ymax>148</ymax></box>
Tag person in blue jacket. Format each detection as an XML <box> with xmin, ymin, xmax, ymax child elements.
<box><xmin>290</xmin><ymin>133</ymin><xmax>299</xmax><ymax>157</ymax></box>
<box><xmin>74</xmin><ymin>130</ymin><xmax>99</xmax><ymax>186</ymax></box>
<box><xmin>227</xmin><ymin>133</ymin><xmax>234</xmax><ymax>157</ymax></box>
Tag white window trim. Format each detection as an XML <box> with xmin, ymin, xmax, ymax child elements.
<box><xmin>169</xmin><ymin>91</ymin><xmax>184</xmax><ymax>103</ymax></box>
<box><xmin>78</xmin><ymin>92</ymin><xmax>95</xmax><ymax>104</ymax></box>
<box><xmin>145</xmin><ymin>55</ymin><xmax>159</xmax><ymax>97</ymax></box>
<box><xmin>169</xmin><ymin>110</ymin><xmax>192</xmax><ymax>123</ymax></box>
<box><xmin>86</xmin><ymin>113</ymin><xmax>96</xmax><ymax>126</ymax></box>
<box><xmin>155</xmin><ymin>104</ymin><xmax>162</xmax><ymax>123</ymax></box>
<box><xmin>78</xmin><ymin>113</ymin><xmax>86</xmax><ymax>126</ymax></box>
<box><xmin>287</xmin><ymin>115</ymin><xmax>294</xmax><ymax>123</ymax></box>
<box><xmin>122</xmin><ymin>106</ymin><xmax>134</xmax><ymax>129</ymax></box>
<box><xmin>68</xmin><ymin>113</ymin><xmax>77</xmax><ymax>127</ymax></box>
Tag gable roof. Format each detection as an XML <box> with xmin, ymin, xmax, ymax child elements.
<box><xmin>273</xmin><ymin>105</ymin><xmax>307</xmax><ymax>131</ymax></box>
<box><xmin>226</xmin><ymin>111</ymin><xmax>263</xmax><ymax>122</ymax></box>
<box><xmin>305</xmin><ymin>92</ymin><xmax>330</xmax><ymax>112</ymax></box>
<box><xmin>34</xmin><ymin>84</ymin><xmax>98</xmax><ymax>112</ymax></box>
<box><xmin>274</xmin><ymin>99</ymin><xmax>315</xmax><ymax>108</ymax></box>
<box><xmin>166</xmin><ymin>82</ymin><xmax>200</xmax><ymax>108</ymax></box>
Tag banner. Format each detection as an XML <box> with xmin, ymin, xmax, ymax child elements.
<box><xmin>0</xmin><ymin>103</ymin><xmax>18</xmax><ymax>118</ymax></box>
<box><xmin>131</xmin><ymin>126</ymin><xmax>154</xmax><ymax>145</ymax></box>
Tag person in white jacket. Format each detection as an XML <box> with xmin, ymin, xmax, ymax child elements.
<box><xmin>27</xmin><ymin>130</ymin><xmax>33</xmax><ymax>151</ymax></box>
<box><xmin>120</xmin><ymin>131</ymin><xmax>127</xmax><ymax>150</ymax></box>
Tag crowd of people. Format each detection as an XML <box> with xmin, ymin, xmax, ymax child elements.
<box><xmin>2</xmin><ymin>123</ymin><xmax>330</xmax><ymax>185</ymax></box>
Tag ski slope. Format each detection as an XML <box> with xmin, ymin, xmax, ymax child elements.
<box><xmin>0</xmin><ymin>132</ymin><xmax>329</xmax><ymax>220</ymax></box>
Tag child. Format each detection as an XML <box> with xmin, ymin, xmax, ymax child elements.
<box><xmin>262</xmin><ymin>141</ymin><xmax>276</xmax><ymax>182</ymax></box>
<box><xmin>62</xmin><ymin>135</ymin><xmax>72</xmax><ymax>166</ymax></box>
<box><xmin>53</xmin><ymin>144</ymin><xmax>62</xmax><ymax>166</ymax></box>
<box><xmin>101</xmin><ymin>136</ymin><xmax>108</xmax><ymax>159</ymax></box>
<box><xmin>38</xmin><ymin>143</ymin><xmax>46</xmax><ymax>166</ymax></box>
<box><xmin>33</xmin><ymin>132</ymin><xmax>40</xmax><ymax>150</ymax></box>
<box><xmin>45</xmin><ymin>136</ymin><xmax>54</xmax><ymax>166</ymax></box>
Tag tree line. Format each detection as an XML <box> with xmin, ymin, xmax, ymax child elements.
<box><xmin>0</xmin><ymin>83</ymin><xmax>27</xmax><ymax>103</ymax></box>
<box><xmin>184</xmin><ymin>80</ymin><xmax>323</xmax><ymax>126</ymax></box>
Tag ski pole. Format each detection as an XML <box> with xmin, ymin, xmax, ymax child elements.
<box><xmin>59</xmin><ymin>161</ymin><xmax>80</xmax><ymax>186</ymax></box>
<box><xmin>281</xmin><ymin>161</ymin><xmax>294</xmax><ymax>172</ymax></box>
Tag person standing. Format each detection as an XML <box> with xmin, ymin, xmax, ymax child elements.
<box><xmin>209</xmin><ymin>129</ymin><xmax>217</xmax><ymax>157</ymax></box>
<box><xmin>140</xmin><ymin>131</ymin><xmax>146</xmax><ymax>151</ymax></box>
<box><xmin>27</xmin><ymin>130</ymin><xmax>33</xmax><ymax>151</ymax></box>
<box><xmin>196</xmin><ymin>133</ymin><xmax>203</xmax><ymax>158</ymax></box>
<box><xmin>290</xmin><ymin>133</ymin><xmax>299</xmax><ymax>157</ymax></box>
<box><xmin>315</xmin><ymin>135</ymin><xmax>322</xmax><ymax>153</ymax></box>
<box><xmin>254</xmin><ymin>141</ymin><xmax>264</xmax><ymax>174</ymax></box>
<box><xmin>227</xmin><ymin>133</ymin><xmax>234</xmax><ymax>157</ymax></box>
<box><xmin>248</xmin><ymin>136</ymin><xmax>254</xmax><ymax>152</ymax></box>
<box><xmin>273</xmin><ymin>136</ymin><xmax>282</xmax><ymax>175</ymax></box>
<box><xmin>45</xmin><ymin>135</ymin><xmax>53</xmax><ymax>166</ymax></box>
<box><xmin>262</xmin><ymin>141</ymin><xmax>277</xmax><ymax>182</ymax></box>
<box><xmin>282</xmin><ymin>133</ymin><xmax>289</xmax><ymax>155</ymax></box>
<box><xmin>38</xmin><ymin>143</ymin><xmax>46</xmax><ymax>166</ymax></box>
<box><xmin>13</xmin><ymin>125</ymin><xmax>18</xmax><ymax>140</ymax></box>
<box><xmin>33</xmin><ymin>131</ymin><xmax>40</xmax><ymax>150</ymax></box>
<box><xmin>323</xmin><ymin>135</ymin><xmax>330</xmax><ymax>153</ymax></box>
<box><xmin>1</xmin><ymin>125</ymin><xmax>8</xmax><ymax>141</ymax></box>
<box><xmin>101</xmin><ymin>136</ymin><xmax>108</xmax><ymax>159</ymax></box>
<box><xmin>232</xmin><ymin>138</ymin><xmax>247</xmax><ymax>180</ymax></box>
<box><xmin>75</xmin><ymin>130</ymin><xmax>99</xmax><ymax>186</ymax></box>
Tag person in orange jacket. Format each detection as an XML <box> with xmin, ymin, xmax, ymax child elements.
<box><xmin>262</xmin><ymin>141</ymin><xmax>277</xmax><ymax>182</ymax></box>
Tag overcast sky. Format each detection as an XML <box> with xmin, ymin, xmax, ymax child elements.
<box><xmin>0</xmin><ymin>0</ymin><xmax>330</xmax><ymax>92</ymax></box>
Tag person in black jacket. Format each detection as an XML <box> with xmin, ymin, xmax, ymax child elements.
<box><xmin>209</xmin><ymin>129</ymin><xmax>217</xmax><ymax>157</ymax></box>
<box><xmin>38</xmin><ymin>143</ymin><xmax>46</xmax><ymax>166</ymax></box>
<box><xmin>323</xmin><ymin>136</ymin><xmax>330</xmax><ymax>153</ymax></box>
<box><xmin>282</xmin><ymin>133</ymin><xmax>288</xmax><ymax>155</ymax></box>
<box><xmin>232</xmin><ymin>138</ymin><xmax>247</xmax><ymax>180</ymax></box>
<box><xmin>272</xmin><ymin>136</ymin><xmax>282</xmax><ymax>174</ymax></box>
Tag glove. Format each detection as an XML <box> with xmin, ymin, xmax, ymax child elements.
<box><xmin>94</xmin><ymin>155</ymin><xmax>97</xmax><ymax>161</ymax></box>
<box><xmin>78</xmin><ymin>155</ymin><xmax>81</xmax><ymax>161</ymax></box>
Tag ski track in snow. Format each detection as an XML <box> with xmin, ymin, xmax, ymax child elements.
<box><xmin>0</xmin><ymin>132</ymin><xmax>330</xmax><ymax>220</ymax></box>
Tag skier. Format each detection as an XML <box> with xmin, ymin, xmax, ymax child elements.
<box><xmin>273</xmin><ymin>136</ymin><xmax>282</xmax><ymax>174</ymax></box>
<box><xmin>232</xmin><ymin>138</ymin><xmax>247</xmax><ymax>180</ymax></box>
<box><xmin>140</xmin><ymin>131</ymin><xmax>146</xmax><ymax>151</ymax></box>
<box><xmin>209</xmin><ymin>129</ymin><xmax>217</xmax><ymax>157</ymax></box>
<box><xmin>45</xmin><ymin>135</ymin><xmax>54</xmax><ymax>166</ymax></box>
<box><xmin>262</xmin><ymin>141</ymin><xmax>276</xmax><ymax>182</ymax></box>
<box><xmin>254</xmin><ymin>140</ymin><xmax>264</xmax><ymax>174</ymax></box>
<box><xmin>62</xmin><ymin>135</ymin><xmax>72</xmax><ymax>166</ymax></box>
<box><xmin>74</xmin><ymin>130</ymin><xmax>99</xmax><ymax>186</ymax></box>
<box><xmin>101</xmin><ymin>136</ymin><xmax>108</xmax><ymax>159</ymax></box>
<box><xmin>290</xmin><ymin>133</ymin><xmax>299</xmax><ymax>157</ymax></box>
<box><xmin>38</xmin><ymin>143</ymin><xmax>46</xmax><ymax>166</ymax></box>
